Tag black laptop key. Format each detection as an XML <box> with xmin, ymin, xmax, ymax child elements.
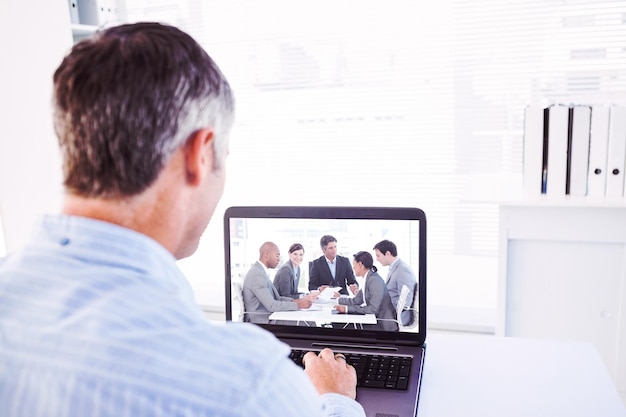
<box><xmin>289</xmin><ymin>349</ymin><xmax>412</xmax><ymax>391</ymax></box>
<box><xmin>396</xmin><ymin>376</ymin><xmax>409</xmax><ymax>390</ymax></box>
<box><xmin>290</xmin><ymin>349</ymin><xmax>306</xmax><ymax>367</ymax></box>
<box><xmin>364</xmin><ymin>379</ymin><xmax>386</xmax><ymax>388</ymax></box>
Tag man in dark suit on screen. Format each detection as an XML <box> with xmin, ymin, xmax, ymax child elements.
<box><xmin>308</xmin><ymin>235</ymin><xmax>358</xmax><ymax>296</ymax></box>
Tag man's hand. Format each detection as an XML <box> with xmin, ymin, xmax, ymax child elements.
<box><xmin>302</xmin><ymin>348</ymin><xmax>357</xmax><ymax>399</ymax></box>
<box><xmin>304</xmin><ymin>292</ymin><xmax>319</xmax><ymax>302</ymax></box>
<box><xmin>295</xmin><ymin>297</ymin><xmax>312</xmax><ymax>309</ymax></box>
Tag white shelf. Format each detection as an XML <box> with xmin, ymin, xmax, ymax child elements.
<box><xmin>71</xmin><ymin>23</ymin><xmax>99</xmax><ymax>36</ymax></box>
<box><xmin>499</xmin><ymin>195</ymin><xmax>626</xmax><ymax>209</ymax></box>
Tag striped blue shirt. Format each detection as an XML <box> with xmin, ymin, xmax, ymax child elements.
<box><xmin>0</xmin><ymin>215</ymin><xmax>364</xmax><ymax>417</ymax></box>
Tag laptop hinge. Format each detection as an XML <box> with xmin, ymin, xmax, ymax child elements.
<box><xmin>311</xmin><ymin>342</ymin><xmax>398</xmax><ymax>352</ymax></box>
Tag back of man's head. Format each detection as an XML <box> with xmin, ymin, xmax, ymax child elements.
<box><xmin>52</xmin><ymin>22</ymin><xmax>235</xmax><ymax>198</ymax></box>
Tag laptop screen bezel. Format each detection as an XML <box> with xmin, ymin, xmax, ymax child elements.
<box><xmin>223</xmin><ymin>206</ymin><xmax>427</xmax><ymax>346</ymax></box>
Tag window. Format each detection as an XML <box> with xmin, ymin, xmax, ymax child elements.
<box><xmin>124</xmin><ymin>0</ymin><xmax>626</xmax><ymax>331</ymax></box>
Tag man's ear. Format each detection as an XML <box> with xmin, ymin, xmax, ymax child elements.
<box><xmin>184</xmin><ymin>128</ymin><xmax>215</xmax><ymax>186</ymax></box>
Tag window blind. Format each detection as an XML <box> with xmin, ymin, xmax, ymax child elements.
<box><xmin>123</xmin><ymin>0</ymin><xmax>626</xmax><ymax>329</ymax></box>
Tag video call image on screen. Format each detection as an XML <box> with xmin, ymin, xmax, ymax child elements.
<box><xmin>228</xmin><ymin>217</ymin><xmax>420</xmax><ymax>333</ymax></box>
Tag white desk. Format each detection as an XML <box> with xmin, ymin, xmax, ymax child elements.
<box><xmin>268</xmin><ymin>303</ymin><xmax>377</xmax><ymax>325</ymax></box>
<box><xmin>418</xmin><ymin>332</ymin><xmax>626</xmax><ymax>417</ymax></box>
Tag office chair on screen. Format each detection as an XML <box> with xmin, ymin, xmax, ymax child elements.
<box><xmin>232</xmin><ymin>280</ymin><xmax>281</xmax><ymax>324</ymax></box>
<box><xmin>399</xmin><ymin>283</ymin><xmax>419</xmax><ymax>330</ymax></box>
<box><xmin>232</xmin><ymin>281</ymin><xmax>246</xmax><ymax>322</ymax></box>
<box><xmin>377</xmin><ymin>284</ymin><xmax>419</xmax><ymax>331</ymax></box>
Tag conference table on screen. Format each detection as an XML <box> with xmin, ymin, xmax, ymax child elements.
<box><xmin>268</xmin><ymin>298</ymin><xmax>377</xmax><ymax>327</ymax></box>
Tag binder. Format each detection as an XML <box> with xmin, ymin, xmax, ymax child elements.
<box><xmin>546</xmin><ymin>104</ymin><xmax>569</xmax><ymax>196</ymax></box>
<box><xmin>523</xmin><ymin>105</ymin><xmax>546</xmax><ymax>197</ymax></box>
<box><xmin>77</xmin><ymin>0</ymin><xmax>99</xmax><ymax>25</ymax></box>
<box><xmin>542</xmin><ymin>107</ymin><xmax>549</xmax><ymax>193</ymax></box>
<box><xmin>587</xmin><ymin>106</ymin><xmax>610</xmax><ymax>197</ymax></box>
<box><xmin>96</xmin><ymin>0</ymin><xmax>109</xmax><ymax>25</ymax></box>
<box><xmin>68</xmin><ymin>0</ymin><xmax>80</xmax><ymax>24</ymax></box>
<box><xmin>567</xmin><ymin>105</ymin><xmax>591</xmax><ymax>196</ymax></box>
<box><xmin>77</xmin><ymin>0</ymin><xmax>117</xmax><ymax>26</ymax></box>
<box><xmin>605</xmin><ymin>106</ymin><xmax>626</xmax><ymax>197</ymax></box>
<box><xmin>109</xmin><ymin>0</ymin><xmax>119</xmax><ymax>23</ymax></box>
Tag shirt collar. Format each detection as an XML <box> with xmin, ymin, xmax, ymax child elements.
<box><xmin>257</xmin><ymin>260</ymin><xmax>270</xmax><ymax>276</ymax></box>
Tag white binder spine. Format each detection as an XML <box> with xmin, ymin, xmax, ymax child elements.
<box><xmin>587</xmin><ymin>106</ymin><xmax>610</xmax><ymax>197</ymax></box>
<box><xmin>523</xmin><ymin>105</ymin><xmax>546</xmax><ymax>197</ymax></box>
<box><xmin>68</xmin><ymin>0</ymin><xmax>80</xmax><ymax>24</ymax></box>
<box><xmin>605</xmin><ymin>106</ymin><xmax>626</xmax><ymax>198</ymax></box>
<box><xmin>546</xmin><ymin>104</ymin><xmax>569</xmax><ymax>197</ymax></box>
<box><xmin>567</xmin><ymin>105</ymin><xmax>591</xmax><ymax>197</ymax></box>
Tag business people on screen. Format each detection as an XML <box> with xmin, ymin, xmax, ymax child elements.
<box><xmin>273</xmin><ymin>243</ymin><xmax>305</xmax><ymax>298</ymax></box>
<box><xmin>309</xmin><ymin>235</ymin><xmax>358</xmax><ymax>296</ymax></box>
<box><xmin>333</xmin><ymin>251</ymin><xmax>398</xmax><ymax>331</ymax></box>
<box><xmin>373</xmin><ymin>239</ymin><xmax>417</xmax><ymax>327</ymax></box>
<box><xmin>242</xmin><ymin>242</ymin><xmax>314</xmax><ymax>324</ymax></box>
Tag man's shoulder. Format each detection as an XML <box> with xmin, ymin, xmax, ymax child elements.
<box><xmin>244</xmin><ymin>262</ymin><xmax>263</xmax><ymax>277</ymax></box>
<box><xmin>311</xmin><ymin>255</ymin><xmax>325</xmax><ymax>264</ymax></box>
<box><xmin>397</xmin><ymin>259</ymin><xmax>416</xmax><ymax>274</ymax></box>
<box><xmin>337</xmin><ymin>255</ymin><xmax>351</xmax><ymax>264</ymax></box>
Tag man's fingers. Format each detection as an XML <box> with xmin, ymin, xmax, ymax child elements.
<box><xmin>302</xmin><ymin>351</ymin><xmax>318</xmax><ymax>367</ymax></box>
<box><xmin>317</xmin><ymin>348</ymin><xmax>335</xmax><ymax>360</ymax></box>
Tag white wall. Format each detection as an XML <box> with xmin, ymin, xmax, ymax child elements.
<box><xmin>0</xmin><ymin>0</ymin><xmax>70</xmax><ymax>252</ymax></box>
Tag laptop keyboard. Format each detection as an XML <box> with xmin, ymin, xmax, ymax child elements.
<box><xmin>289</xmin><ymin>349</ymin><xmax>412</xmax><ymax>390</ymax></box>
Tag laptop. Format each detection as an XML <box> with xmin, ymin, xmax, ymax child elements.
<box><xmin>223</xmin><ymin>206</ymin><xmax>426</xmax><ymax>417</ymax></box>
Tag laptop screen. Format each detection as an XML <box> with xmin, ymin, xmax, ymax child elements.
<box><xmin>224</xmin><ymin>206</ymin><xmax>426</xmax><ymax>345</ymax></box>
